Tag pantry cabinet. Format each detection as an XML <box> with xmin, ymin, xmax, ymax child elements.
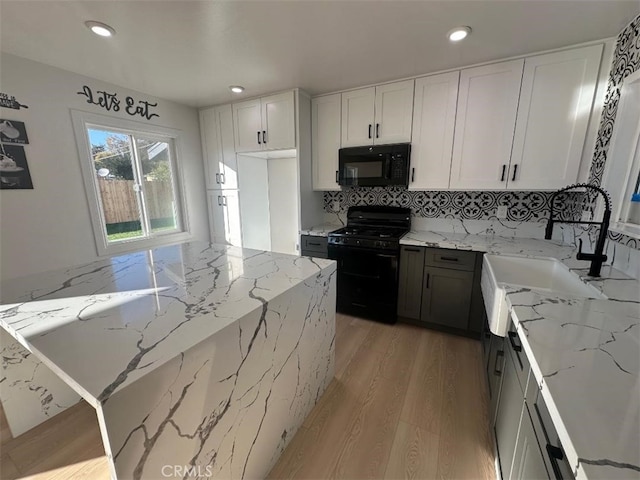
<box><xmin>312</xmin><ymin>93</ymin><xmax>341</xmax><ymax>190</ymax></box>
<box><xmin>341</xmin><ymin>79</ymin><xmax>414</xmax><ymax>147</ymax></box>
<box><xmin>233</xmin><ymin>91</ymin><xmax>295</xmax><ymax>152</ymax></box>
<box><xmin>200</xmin><ymin>104</ymin><xmax>238</xmax><ymax>190</ymax></box>
<box><xmin>449</xmin><ymin>59</ymin><xmax>524</xmax><ymax>190</ymax></box>
<box><xmin>509</xmin><ymin>44</ymin><xmax>603</xmax><ymax>190</ymax></box>
<box><xmin>409</xmin><ymin>71</ymin><xmax>459</xmax><ymax>190</ymax></box>
<box><xmin>206</xmin><ymin>190</ymin><xmax>242</xmax><ymax>247</ymax></box>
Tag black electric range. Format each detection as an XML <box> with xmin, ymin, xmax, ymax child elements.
<box><xmin>328</xmin><ymin>206</ymin><xmax>411</xmax><ymax>323</ymax></box>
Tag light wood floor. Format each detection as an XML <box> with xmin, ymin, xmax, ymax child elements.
<box><xmin>0</xmin><ymin>315</ymin><xmax>494</xmax><ymax>479</ymax></box>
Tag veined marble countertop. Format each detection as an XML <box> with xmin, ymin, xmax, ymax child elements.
<box><xmin>300</xmin><ymin>223</ymin><xmax>342</xmax><ymax>237</ymax></box>
<box><xmin>0</xmin><ymin>241</ymin><xmax>336</xmax><ymax>406</ymax></box>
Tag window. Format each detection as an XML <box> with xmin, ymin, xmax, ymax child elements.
<box><xmin>72</xmin><ymin>111</ymin><xmax>190</xmax><ymax>255</ymax></box>
<box><xmin>602</xmin><ymin>69</ymin><xmax>640</xmax><ymax>238</ymax></box>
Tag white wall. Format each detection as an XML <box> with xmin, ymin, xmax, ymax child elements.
<box><xmin>268</xmin><ymin>157</ymin><xmax>298</xmax><ymax>255</ymax></box>
<box><xmin>0</xmin><ymin>53</ymin><xmax>208</xmax><ymax>281</ymax></box>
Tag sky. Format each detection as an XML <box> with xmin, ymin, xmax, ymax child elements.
<box><xmin>88</xmin><ymin>128</ymin><xmax>128</xmax><ymax>148</ymax></box>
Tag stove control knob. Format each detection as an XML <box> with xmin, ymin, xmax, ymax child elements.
<box><xmin>356</xmin><ymin>240</ymin><xmax>360</xmax><ymax>245</ymax></box>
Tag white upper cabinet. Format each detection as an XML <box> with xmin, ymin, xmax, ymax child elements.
<box><xmin>233</xmin><ymin>91</ymin><xmax>295</xmax><ymax>152</ymax></box>
<box><xmin>450</xmin><ymin>59</ymin><xmax>524</xmax><ymax>190</ymax></box>
<box><xmin>206</xmin><ymin>189</ymin><xmax>242</xmax><ymax>247</ymax></box>
<box><xmin>341</xmin><ymin>87</ymin><xmax>375</xmax><ymax>147</ymax></box>
<box><xmin>261</xmin><ymin>91</ymin><xmax>296</xmax><ymax>150</ymax></box>
<box><xmin>312</xmin><ymin>93</ymin><xmax>342</xmax><ymax>191</ymax></box>
<box><xmin>508</xmin><ymin>44</ymin><xmax>603</xmax><ymax>190</ymax></box>
<box><xmin>374</xmin><ymin>79</ymin><xmax>415</xmax><ymax>144</ymax></box>
<box><xmin>200</xmin><ymin>104</ymin><xmax>238</xmax><ymax>190</ymax></box>
<box><xmin>341</xmin><ymin>80</ymin><xmax>414</xmax><ymax>147</ymax></box>
<box><xmin>409</xmin><ymin>71</ymin><xmax>459</xmax><ymax>190</ymax></box>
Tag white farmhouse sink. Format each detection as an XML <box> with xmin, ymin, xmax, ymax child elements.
<box><xmin>481</xmin><ymin>254</ymin><xmax>606</xmax><ymax>336</ymax></box>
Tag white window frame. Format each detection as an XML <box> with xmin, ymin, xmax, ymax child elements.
<box><xmin>71</xmin><ymin>110</ymin><xmax>192</xmax><ymax>256</ymax></box>
<box><xmin>601</xmin><ymin>68</ymin><xmax>640</xmax><ymax>239</ymax></box>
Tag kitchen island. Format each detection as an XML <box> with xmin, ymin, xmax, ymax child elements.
<box><xmin>0</xmin><ymin>241</ymin><xmax>336</xmax><ymax>479</ymax></box>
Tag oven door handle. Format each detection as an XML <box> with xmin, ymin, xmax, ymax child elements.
<box><xmin>376</xmin><ymin>254</ymin><xmax>397</xmax><ymax>259</ymax></box>
<box><xmin>342</xmin><ymin>271</ymin><xmax>381</xmax><ymax>280</ymax></box>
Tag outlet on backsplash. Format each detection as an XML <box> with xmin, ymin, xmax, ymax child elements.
<box><xmin>331</xmin><ymin>200</ymin><xmax>341</xmax><ymax>212</ymax></box>
<box><xmin>496</xmin><ymin>206</ymin><xmax>508</xmax><ymax>219</ymax></box>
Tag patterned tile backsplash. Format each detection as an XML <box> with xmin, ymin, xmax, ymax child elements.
<box><xmin>323</xmin><ymin>187</ymin><xmax>584</xmax><ymax>223</ymax></box>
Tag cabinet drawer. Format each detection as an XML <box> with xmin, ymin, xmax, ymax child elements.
<box><xmin>300</xmin><ymin>235</ymin><xmax>328</xmax><ymax>253</ymax></box>
<box><xmin>425</xmin><ymin>248</ymin><xmax>476</xmax><ymax>271</ymax></box>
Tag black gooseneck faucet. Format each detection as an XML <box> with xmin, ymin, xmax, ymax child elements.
<box><xmin>545</xmin><ymin>183</ymin><xmax>612</xmax><ymax>277</ymax></box>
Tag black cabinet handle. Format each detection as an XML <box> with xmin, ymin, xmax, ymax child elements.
<box><xmin>403</xmin><ymin>247</ymin><xmax>421</xmax><ymax>252</ymax></box>
<box><xmin>263</xmin><ymin>130</ymin><xmax>267</xmax><ymax>144</ymax></box>
<box><xmin>220</xmin><ymin>173</ymin><xmax>225</xmax><ymax>184</ymax></box>
<box><xmin>501</xmin><ymin>164</ymin><xmax>506</xmax><ymax>181</ymax></box>
<box><xmin>376</xmin><ymin>123</ymin><xmax>380</xmax><ymax>138</ymax></box>
<box><xmin>336</xmin><ymin>170</ymin><xmax>339</xmax><ymax>183</ymax></box>
<box><xmin>411</xmin><ymin>168</ymin><xmax>415</xmax><ymax>183</ymax></box>
<box><xmin>222</xmin><ymin>196</ymin><xmax>227</xmax><ymax>206</ymax></box>
<box><xmin>215</xmin><ymin>173</ymin><xmax>220</xmax><ymax>184</ymax></box>
<box><xmin>494</xmin><ymin>350</ymin><xmax>504</xmax><ymax>376</ymax></box>
<box><xmin>425</xmin><ymin>273</ymin><xmax>430</xmax><ymax>289</ymax></box>
<box><xmin>546</xmin><ymin>444</ymin><xmax>564</xmax><ymax>480</ymax></box>
<box><xmin>257</xmin><ymin>131</ymin><xmax>261</xmax><ymax>144</ymax></box>
<box><xmin>217</xmin><ymin>195</ymin><xmax>222</xmax><ymax>206</ymax></box>
<box><xmin>368</xmin><ymin>124</ymin><xmax>372</xmax><ymax>139</ymax></box>
<box><xmin>440</xmin><ymin>256</ymin><xmax>459</xmax><ymax>262</ymax></box>
<box><xmin>508</xmin><ymin>331</ymin><xmax>522</xmax><ymax>352</ymax></box>
<box><xmin>512</xmin><ymin>164</ymin><xmax>518</xmax><ymax>181</ymax></box>
<box><xmin>308</xmin><ymin>242</ymin><xmax>321</xmax><ymax>246</ymax></box>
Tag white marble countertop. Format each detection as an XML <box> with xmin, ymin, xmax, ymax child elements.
<box><xmin>402</xmin><ymin>229</ymin><xmax>640</xmax><ymax>479</ymax></box>
<box><xmin>0</xmin><ymin>241</ymin><xmax>336</xmax><ymax>406</ymax></box>
<box><xmin>300</xmin><ymin>223</ymin><xmax>342</xmax><ymax>237</ymax></box>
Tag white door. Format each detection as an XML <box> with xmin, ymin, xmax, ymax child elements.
<box><xmin>450</xmin><ymin>59</ymin><xmax>524</xmax><ymax>190</ymax></box>
<box><xmin>509</xmin><ymin>45</ymin><xmax>603</xmax><ymax>190</ymax></box>
<box><xmin>374</xmin><ymin>79</ymin><xmax>415</xmax><ymax>145</ymax></box>
<box><xmin>341</xmin><ymin>87</ymin><xmax>375</xmax><ymax>147</ymax></box>
<box><xmin>200</xmin><ymin>107</ymin><xmax>223</xmax><ymax>189</ymax></box>
<box><xmin>410</xmin><ymin>72</ymin><xmax>459</xmax><ymax>190</ymax></box>
<box><xmin>206</xmin><ymin>190</ymin><xmax>227</xmax><ymax>244</ymax></box>
<box><xmin>215</xmin><ymin>104</ymin><xmax>239</xmax><ymax>190</ymax></box>
<box><xmin>219</xmin><ymin>190</ymin><xmax>242</xmax><ymax>247</ymax></box>
<box><xmin>261</xmin><ymin>91</ymin><xmax>296</xmax><ymax>150</ymax></box>
<box><xmin>233</xmin><ymin>99</ymin><xmax>262</xmax><ymax>152</ymax></box>
<box><xmin>312</xmin><ymin>94</ymin><xmax>342</xmax><ymax>190</ymax></box>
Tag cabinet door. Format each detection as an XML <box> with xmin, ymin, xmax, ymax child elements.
<box><xmin>373</xmin><ymin>79</ymin><xmax>414</xmax><ymax>145</ymax></box>
<box><xmin>233</xmin><ymin>99</ymin><xmax>262</xmax><ymax>152</ymax></box>
<box><xmin>341</xmin><ymin>87</ymin><xmax>375</xmax><ymax>147</ymax></box>
<box><xmin>450</xmin><ymin>59</ymin><xmax>524</xmax><ymax>190</ymax></box>
<box><xmin>312</xmin><ymin>94</ymin><xmax>341</xmax><ymax>190</ymax></box>
<box><xmin>495</xmin><ymin>347</ymin><xmax>524</xmax><ymax>480</ymax></box>
<box><xmin>509</xmin><ymin>45</ymin><xmax>603</xmax><ymax>190</ymax></box>
<box><xmin>397</xmin><ymin>246</ymin><xmax>425</xmax><ymax>319</ymax></box>
<box><xmin>510</xmin><ymin>406</ymin><xmax>548</xmax><ymax>480</ymax></box>
<box><xmin>410</xmin><ymin>72</ymin><xmax>459</xmax><ymax>190</ymax></box>
<box><xmin>200</xmin><ymin>107</ymin><xmax>223</xmax><ymax>190</ymax></box>
<box><xmin>216</xmin><ymin>105</ymin><xmax>238</xmax><ymax>190</ymax></box>
<box><xmin>206</xmin><ymin>190</ymin><xmax>242</xmax><ymax>246</ymax></box>
<box><xmin>420</xmin><ymin>266</ymin><xmax>473</xmax><ymax>330</ymax></box>
<box><xmin>487</xmin><ymin>334</ymin><xmax>506</xmax><ymax>427</ymax></box>
<box><xmin>261</xmin><ymin>91</ymin><xmax>296</xmax><ymax>150</ymax></box>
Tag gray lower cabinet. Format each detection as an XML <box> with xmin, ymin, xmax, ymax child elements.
<box><xmin>511</xmin><ymin>407</ymin><xmax>549</xmax><ymax>480</ymax></box>
<box><xmin>397</xmin><ymin>246</ymin><xmax>426</xmax><ymax>319</ymax></box>
<box><xmin>487</xmin><ymin>333</ymin><xmax>506</xmax><ymax>426</ymax></box>
<box><xmin>421</xmin><ymin>266</ymin><xmax>474</xmax><ymax>330</ymax></box>
<box><xmin>300</xmin><ymin>235</ymin><xmax>328</xmax><ymax>259</ymax></box>
<box><xmin>495</xmin><ymin>343</ymin><xmax>524</xmax><ymax>478</ymax></box>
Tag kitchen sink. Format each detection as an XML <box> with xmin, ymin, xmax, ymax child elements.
<box><xmin>481</xmin><ymin>254</ymin><xmax>606</xmax><ymax>336</ymax></box>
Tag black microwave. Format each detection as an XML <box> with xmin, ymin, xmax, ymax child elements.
<box><xmin>338</xmin><ymin>143</ymin><xmax>410</xmax><ymax>187</ymax></box>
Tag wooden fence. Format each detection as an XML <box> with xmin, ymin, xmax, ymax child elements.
<box><xmin>98</xmin><ymin>178</ymin><xmax>174</xmax><ymax>224</ymax></box>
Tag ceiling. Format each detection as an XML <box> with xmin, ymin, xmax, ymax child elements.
<box><xmin>1</xmin><ymin>1</ymin><xmax>638</xmax><ymax>108</ymax></box>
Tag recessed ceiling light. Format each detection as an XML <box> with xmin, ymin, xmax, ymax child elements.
<box><xmin>447</xmin><ymin>26</ymin><xmax>471</xmax><ymax>42</ymax></box>
<box><xmin>229</xmin><ymin>86</ymin><xmax>245</xmax><ymax>93</ymax></box>
<box><xmin>85</xmin><ymin>21</ymin><xmax>116</xmax><ymax>37</ymax></box>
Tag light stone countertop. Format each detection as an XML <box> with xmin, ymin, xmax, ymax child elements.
<box><xmin>0</xmin><ymin>241</ymin><xmax>336</xmax><ymax>405</ymax></box>
<box><xmin>299</xmin><ymin>223</ymin><xmax>343</xmax><ymax>237</ymax></box>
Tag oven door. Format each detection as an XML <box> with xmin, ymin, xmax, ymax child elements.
<box><xmin>328</xmin><ymin>244</ymin><xmax>400</xmax><ymax>323</ymax></box>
